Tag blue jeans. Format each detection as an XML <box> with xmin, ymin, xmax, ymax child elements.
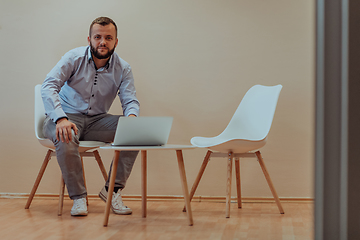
<box><xmin>43</xmin><ymin>113</ymin><xmax>138</xmax><ymax>200</ymax></box>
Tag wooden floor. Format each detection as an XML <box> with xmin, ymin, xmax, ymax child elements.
<box><xmin>0</xmin><ymin>198</ymin><xmax>313</xmax><ymax>240</ymax></box>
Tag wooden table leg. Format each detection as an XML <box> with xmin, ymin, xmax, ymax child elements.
<box><xmin>183</xmin><ymin>150</ymin><xmax>211</xmax><ymax>212</ymax></box>
<box><xmin>176</xmin><ymin>150</ymin><xmax>193</xmax><ymax>226</ymax></box>
<box><xmin>103</xmin><ymin>151</ymin><xmax>120</xmax><ymax>227</ymax></box>
<box><xmin>141</xmin><ymin>150</ymin><xmax>147</xmax><ymax>218</ymax></box>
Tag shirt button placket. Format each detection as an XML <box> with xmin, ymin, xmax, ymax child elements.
<box><xmin>89</xmin><ymin>72</ymin><xmax>98</xmax><ymax>113</ymax></box>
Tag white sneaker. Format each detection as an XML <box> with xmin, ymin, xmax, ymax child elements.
<box><xmin>99</xmin><ymin>186</ymin><xmax>132</xmax><ymax>215</ymax></box>
<box><xmin>70</xmin><ymin>198</ymin><xmax>88</xmax><ymax>216</ymax></box>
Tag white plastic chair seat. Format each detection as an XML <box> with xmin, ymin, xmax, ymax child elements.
<box><xmin>38</xmin><ymin>138</ymin><xmax>106</xmax><ymax>152</ymax></box>
<box><xmin>191</xmin><ymin>136</ymin><xmax>267</xmax><ymax>153</ymax></box>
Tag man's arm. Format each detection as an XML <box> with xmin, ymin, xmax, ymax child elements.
<box><xmin>118</xmin><ymin>65</ymin><xmax>140</xmax><ymax>117</ymax></box>
<box><xmin>42</xmin><ymin>50</ymin><xmax>76</xmax><ymax>123</ymax></box>
<box><xmin>42</xmin><ymin>50</ymin><xmax>78</xmax><ymax>142</ymax></box>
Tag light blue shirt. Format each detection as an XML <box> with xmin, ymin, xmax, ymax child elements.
<box><xmin>42</xmin><ymin>46</ymin><xmax>140</xmax><ymax>123</ymax></box>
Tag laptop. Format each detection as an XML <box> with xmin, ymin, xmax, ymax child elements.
<box><xmin>112</xmin><ymin>116</ymin><xmax>173</xmax><ymax>146</ymax></box>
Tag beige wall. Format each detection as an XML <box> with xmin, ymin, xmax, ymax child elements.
<box><xmin>0</xmin><ymin>0</ymin><xmax>314</xmax><ymax>199</ymax></box>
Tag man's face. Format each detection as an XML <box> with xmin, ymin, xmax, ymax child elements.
<box><xmin>88</xmin><ymin>23</ymin><xmax>118</xmax><ymax>60</ymax></box>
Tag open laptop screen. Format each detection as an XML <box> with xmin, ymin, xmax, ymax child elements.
<box><xmin>112</xmin><ymin>116</ymin><xmax>173</xmax><ymax>146</ymax></box>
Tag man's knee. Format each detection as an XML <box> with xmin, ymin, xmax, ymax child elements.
<box><xmin>54</xmin><ymin>130</ymin><xmax>80</xmax><ymax>151</ymax></box>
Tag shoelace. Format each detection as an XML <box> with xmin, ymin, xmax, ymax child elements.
<box><xmin>73</xmin><ymin>199</ymin><xmax>86</xmax><ymax>210</ymax></box>
<box><xmin>112</xmin><ymin>192</ymin><xmax>125</xmax><ymax>209</ymax></box>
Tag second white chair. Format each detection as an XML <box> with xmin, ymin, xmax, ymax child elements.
<box><xmin>185</xmin><ymin>84</ymin><xmax>284</xmax><ymax>218</ymax></box>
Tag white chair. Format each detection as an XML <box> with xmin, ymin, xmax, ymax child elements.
<box><xmin>25</xmin><ymin>84</ymin><xmax>108</xmax><ymax>215</ymax></box>
<box><xmin>185</xmin><ymin>84</ymin><xmax>284</xmax><ymax>218</ymax></box>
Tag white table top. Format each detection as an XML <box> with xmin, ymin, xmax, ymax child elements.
<box><xmin>100</xmin><ymin>144</ymin><xmax>196</xmax><ymax>151</ymax></box>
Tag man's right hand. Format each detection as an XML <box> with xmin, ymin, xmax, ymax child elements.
<box><xmin>56</xmin><ymin>118</ymin><xmax>79</xmax><ymax>143</ymax></box>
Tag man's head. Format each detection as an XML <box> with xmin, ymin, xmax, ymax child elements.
<box><xmin>89</xmin><ymin>17</ymin><xmax>117</xmax><ymax>37</ymax></box>
<box><xmin>88</xmin><ymin>17</ymin><xmax>118</xmax><ymax>60</ymax></box>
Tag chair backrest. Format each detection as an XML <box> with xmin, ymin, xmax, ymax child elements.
<box><xmin>34</xmin><ymin>84</ymin><xmax>47</xmax><ymax>140</ymax></box>
<box><xmin>219</xmin><ymin>84</ymin><xmax>282</xmax><ymax>141</ymax></box>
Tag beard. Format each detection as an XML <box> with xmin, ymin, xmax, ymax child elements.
<box><xmin>90</xmin><ymin>42</ymin><xmax>116</xmax><ymax>59</ymax></box>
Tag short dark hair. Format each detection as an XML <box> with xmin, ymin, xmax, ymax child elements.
<box><xmin>89</xmin><ymin>17</ymin><xmax>117</xmax><ymax>37</ymax></box>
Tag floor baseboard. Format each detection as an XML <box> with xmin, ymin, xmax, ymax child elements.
<box><xmin>0</xmin><ymin>192</ymin><xmax>313</xmax><ymax>203</ymax></box>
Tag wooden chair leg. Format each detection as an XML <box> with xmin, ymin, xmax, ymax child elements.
<box><xmin>183</xmin><ymin>150</ymin><xmax>212</xmax><ymax>212</ymax></box>
<box><xmin>255</xmin><ymin>151</ymin><xmax>284</xmax><ymax>214</ymax></box>
<box><xmin>226</xmin><ymin>152</ymin><xmax>233</xmax><ymax>218</ymax></box>
<box><xmin>235</xmin><ymin>157</ymin><xmax>242</xmax><ymax>209</ymax></box>
<box><xmin>26</xmin><ymin>149</ymin><xmax>106</xmax><ymax>214</ymax></box>
<box><xmin>25</xmin><ymin>149</ymin><xmax>53</xmax><ymax>209</ymax></box>
<box><xmin>93</xmin><ymin>150</ymin><xmax>108</xmax><ymax>181</ymax></box>
<box><xmin>58</xmin><ymin>177</ymin><xmax>65</xmax><ymax>216</ymax></box>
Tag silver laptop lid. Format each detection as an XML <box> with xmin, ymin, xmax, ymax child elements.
<box><xmin>112</xmin><ymin>116</ymin><xmax>173</xmax><ymax>146</ymax></box>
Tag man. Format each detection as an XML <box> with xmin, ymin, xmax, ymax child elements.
<box><xmin>42</xmin><ymin>17</ymin><xmax>139</xmax><ymax>216</ymax></box>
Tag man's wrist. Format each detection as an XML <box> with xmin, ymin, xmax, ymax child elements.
<box><xmin>56</xmin><ymin>117</ymin><xmax>68</xmax><ymax>124</ymax></box>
